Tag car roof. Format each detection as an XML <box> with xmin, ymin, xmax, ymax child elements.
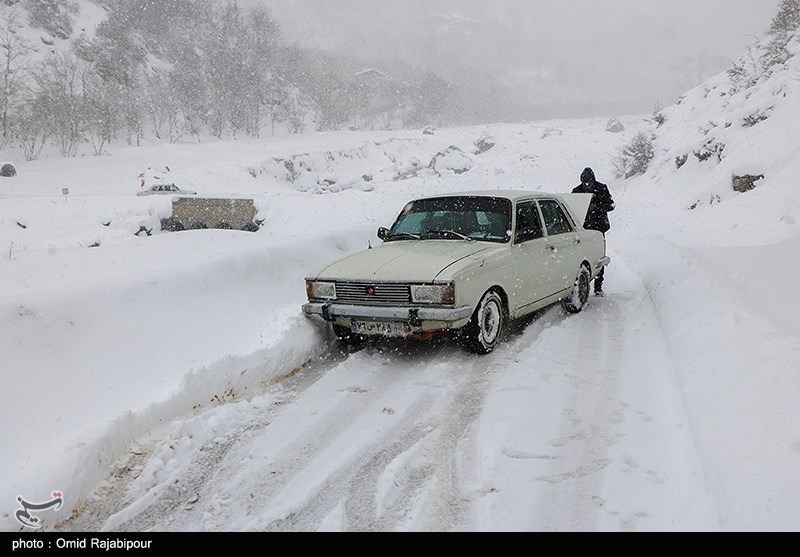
<box><xmin>414</xmin><ymin>190</ymin><xmax>565</xmax><ymax>203</ymax></box>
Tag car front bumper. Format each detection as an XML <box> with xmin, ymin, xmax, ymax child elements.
<box><xmin>302</xmin><ymin>302</ymin><xmax>473</xmax><ymax>329</ymax></box>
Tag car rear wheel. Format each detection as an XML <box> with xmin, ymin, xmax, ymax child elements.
<box><xmin>561</xmin><ymin>264</ymin><xmax>591</xmax><ymax>314</ymax></box>
<box><xmin>461</xmin><ymin>290</ymin><xmax>504</xmax><ymax>354</ymax></box>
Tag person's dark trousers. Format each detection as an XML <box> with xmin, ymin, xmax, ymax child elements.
<box><xmin>595</xmin><ymin>267</ymin><xmax>604</xmax><ymax>293</ymax></box>
<box><xmin>595</xmin><ymin>232</ymin><xmax>606</xmax><ymax>294</ymax></box>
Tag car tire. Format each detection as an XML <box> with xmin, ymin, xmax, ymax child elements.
<box><xmin>160</xmin><ymin>217</ymin><xmax>184</xmax><ymax>232</ymax></box>
<box><xmin>561</xmin><ymin>264</ymin><xmax>591</xmax><ymax>314</ymax></box>
<box><xmin>461</xmin><ymin>290</ymin><xmax>504</xmax><ymax>355</ymax></box>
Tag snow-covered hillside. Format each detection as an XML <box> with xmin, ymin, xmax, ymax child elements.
<box><xmin>1</xmin><ymin>0</ymin><xmax>105</xmax><ymax>52</ymax></box>
<box><xmin>619</xmin><ymin>25</ymin><xmax>800</xmax><ymax>247</ymax></box>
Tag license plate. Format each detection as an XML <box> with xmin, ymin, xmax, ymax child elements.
<box><xmin>351</xmin><ymin>320</ymin><xmax>409</xmax><ymax>337</ymax></box>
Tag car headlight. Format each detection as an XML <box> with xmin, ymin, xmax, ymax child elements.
<box><xmin>411</xmin><ymin>283</ymin><xmax>455</xmax><ymax>305</ymax></box>
<box><xmin>306</xmin><ymin>280</ymin><xmax>336</xmax><ymax>300</ymax></box>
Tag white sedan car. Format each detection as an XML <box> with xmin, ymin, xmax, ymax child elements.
<box><xmin>137</xmin><ymin>183</ymin><xmax>197</xmax><ymax>196</ymax></box>
<box><xmin>303</xmin><ymin>190</ymin><xmax>610</xmax><ymax>354</ymax></box>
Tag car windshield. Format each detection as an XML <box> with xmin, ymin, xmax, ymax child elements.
<box><xmin>386</xmin><ymin>196</ymin><xmax>512</xmax><ymax>243</ymax></box>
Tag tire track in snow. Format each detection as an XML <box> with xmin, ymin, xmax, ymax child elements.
<box><xmin>254</xmin><ymin>341</ymin><xmax>493</xmax><ymax>531</ymax></box>
<box><xmin>133</xmin><ymin>341</ymin><xmax>478</xmax><ymax>531</ymax></box>
<box><xmin>156</xmin><ymin>348</ymin><xmax>419</xmax><ymax>531</ymax></box>
<box><xmin>320</xmin><ymin>326</ymin><xmax>558</xmax><ymax>532</ymax></box>
<box><xmin>524</xmin><ymin>296</ymin><xmax>627</xmax><ymax>531</ymax></box>
<box><xmin>53</xmin><ymin>340</ymin><xmax>351</xmax><ymax>532</ymax></box>
<box><xmin>512</xmin><ymin>256</ymin><xmax>713</xmax><ymax>531</ymax></box>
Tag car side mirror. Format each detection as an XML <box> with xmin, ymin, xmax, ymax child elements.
<box><xmin>377</xmin><ymin>227</ymin><xmax>389</xmax><ymax>241</ymax></box>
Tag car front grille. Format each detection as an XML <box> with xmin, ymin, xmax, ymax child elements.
<box><xmin>335</xmin><ymin>282</ymin><xmax>411</xmax><ymax>306</ymax></box>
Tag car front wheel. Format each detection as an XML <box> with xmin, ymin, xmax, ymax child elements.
<box><xmin>461</xmin><ymin>290</ymin><xmax>504</xmax><ymax>354</ymax></box>
<box><xmin>561</xmin><ymin>264</ymin><xmax>591</xmax><ymax>314</ymax></box>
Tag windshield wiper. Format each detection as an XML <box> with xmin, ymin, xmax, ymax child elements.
<box><xmin>387</xmin><ymin>232</ymin><xmax>422</xmax><ymax>240</ymax></box>
<box><xmin>424</xmin><ymin>229</ymin><xmax>476</xmax><ymax>242</ymax></box>
<box><xmin>471</xmin><ymin>231</ymin><xmax>505</xmax><ymax>241</ymax></box>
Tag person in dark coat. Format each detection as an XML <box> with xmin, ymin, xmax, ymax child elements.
<box><xmin>572</xmin><ymin>167</ymin><xmax>615</xmax><ymax>295</ymax></box>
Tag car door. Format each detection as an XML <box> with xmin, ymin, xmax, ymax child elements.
<box><xmin>509</xmin><ymin>200</ymin><xmax>551</xmax><ymax>313</ymax></box>
<box><xmin>539</xmin><ymin>198</ymin><xmax>582</xmax><ymax>293</ymax></box>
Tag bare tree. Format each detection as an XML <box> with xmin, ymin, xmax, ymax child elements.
<box><xmin>283</xmin><ymin>88</ymin><xmax>307</xmax><ymax>134</ymax></box>
<box><xmin>400</xmin><ymin>72</ymin><xmax>450</xmax><ymax>129</ymax></box>
<box><xmin>84</xmin><ymin>73</ymin><xmax>120</xmax><ymax>155</ymax></box>
<box><xmin>243</xmin><ymin>4</ymin><xmax>284</xmax><ymax>137</ymax></box>
<box><xmin>15</xmin><ymin>99</ymin><xmax>49</xmax><ymax>160</ymax></box>
<box><xmin>118</xmin><ymin>77</ymin><xmax>144</xmax><ymax>146</ymax></box>
<box><xmin>0</xmin><ymin>8</ymin><xmax>33</xmax><ymax>148</ymax></box>
<box><xmin>306</xmin><ymin>71</ymin><xmax>352</xmax><ymax>132</ymax></box>
<box><xmin>31</xmin><ymin>52</ymin><xmax>91</xmax><ymax>157</ymax></box>
<box><xmin>141</xmin><ymin>69</ymin><xmax>183</xmax><ymax>143</ymax></box>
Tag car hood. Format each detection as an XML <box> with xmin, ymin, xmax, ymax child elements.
<box><xmin>312</xmin><ymin>241</ymin><xmax>496</xmax><ymax>282</ymax></box>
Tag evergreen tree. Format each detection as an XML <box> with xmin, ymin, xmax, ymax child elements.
<box><xmin>24</xmin><ymin>0</ymin><xmax>77</xmax><ymax>39</ymax></box>
<box><xmin>769</xmin><ymin>0</ymin><xmax>800</xmax><ymax>35</ymax></box>
<box><xmin>762</xmin><ymin>0</ymin><xmax>800</xmax><ymax>71</ymax></box>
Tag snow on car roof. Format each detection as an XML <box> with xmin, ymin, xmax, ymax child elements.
<box><xmin>415</xmin><ymin>190</ymin><xmax>563</xmax><ymax>202</ymax></box>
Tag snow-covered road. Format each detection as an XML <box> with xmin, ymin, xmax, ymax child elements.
<box><xmin>51</xmin><ymin>254</ymin><xmax>712</xmax><ymax>532</ymax></box>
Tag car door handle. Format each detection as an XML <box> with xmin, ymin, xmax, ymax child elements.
<box><xmin>572</xmin><ymin>236</ymin><xmax>581</xmax><ymax>245</ymax></box>
<box><xmin>547</xmin><ymin>245</ymin><xmax>557</xmax><ymax>253</ymax></box>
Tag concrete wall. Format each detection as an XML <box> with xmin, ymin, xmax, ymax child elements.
<box><xmin>167</xmin><ymin>197</ymin><xmax>258</xmax><ymax>231</ymax></box>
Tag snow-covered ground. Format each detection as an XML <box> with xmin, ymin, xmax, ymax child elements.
<box><xmin>3</xmin><ymin>67</ymin><xmax>800</xmax><ymax>531</ymax></box>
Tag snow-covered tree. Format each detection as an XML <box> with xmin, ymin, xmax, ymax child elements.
<box><xmin>14</xmin><ymin>97</ymin><xmax>48</xmax><ymax>160</ymax></box>
<box><xmin>31</xmin><ymin>52</ymin><xmax>90</xmax><ymax>157</ymax></box>
<box><xmin>84</xmin><ymin>73</ymin><xmax>123</xmax><ymax>155</ymax></box>
<box><xmin>769</xmin><ymin>0</ymin><xmax>800</xmax><ymax>35</ymax></box>
<box><xmin>0</xmin><ymin>8</ymin><xmax>32</xmax><ymax>148</ymax></box>
<box><xmin>613</xmin><ymin>131</ymin><xmax>655</xmax><ymax>179</ymax></box>
<box><xmin>140</xmin><ymin>69</ymin><xmax>182</xmax><ymax>142</ymax></box>
<box><xmin>2</xmin><ymin>0</ymin><xmax>459</xmax><ymax>155</ymax></box>
<box><xmin>400</xmin><ymin>72</ymin><xmax>451</xmax><ymax>129</ymax></box>
<box><xmin>24</xmin><ymin>0</ymin><xmax>77</xmax><ymax>40</ymax></box>
<box><xmin>761</xmin><ymin>0</ymin><xmax>800</xmax><ymax>72</ymax></box>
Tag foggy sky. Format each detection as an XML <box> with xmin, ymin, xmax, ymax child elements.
<box><xmin>257</xmin><ymin>0</ymin><xmax>782</xmax><ymax>118</ymax></box>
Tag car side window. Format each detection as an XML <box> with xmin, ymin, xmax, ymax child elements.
<box><xmin>539</xmin><ymin>200</ymin><xmax>574</xmax><ymax>236</ymax></box>
<box><xmin>515</xmin><ymin>201</ymin><xmax>544</xmax><ymax>243</ymax></box>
